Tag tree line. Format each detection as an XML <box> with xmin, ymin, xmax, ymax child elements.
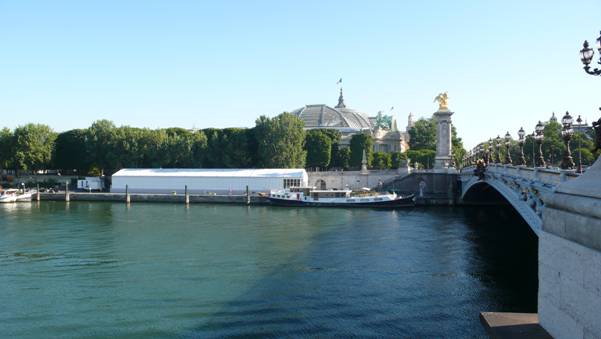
<box><xmin>0</xmin><ymin>113</ymin><xmax>469</xmax><ymax>176</ymax></box>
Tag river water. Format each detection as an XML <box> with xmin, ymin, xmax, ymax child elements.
<box><xmin>0</xmin><ymin>202</ymin><xmax>537</xmax><ymax>338</ymax></box>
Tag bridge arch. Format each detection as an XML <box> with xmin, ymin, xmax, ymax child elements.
<box><xmin>462</xmin><ymin>177</ymin><xmax>542</xmax><ymax>235</ymax></box>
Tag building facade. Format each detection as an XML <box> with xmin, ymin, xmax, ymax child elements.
<box><xmin>290</xmin><ymin>89</ymin><xmax>410</xmax><ymax>153</ymax></box>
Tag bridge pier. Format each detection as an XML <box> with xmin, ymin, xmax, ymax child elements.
<box><xmin>537</xmin><ymin>158</ymin><xmax>601</xmax><ymax>338</ymax></box>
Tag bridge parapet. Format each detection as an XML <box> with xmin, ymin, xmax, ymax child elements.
<box><xmin>460</xmin><ymin>164</ymin><xmax>581</xmax><ymax>235</ymax></box>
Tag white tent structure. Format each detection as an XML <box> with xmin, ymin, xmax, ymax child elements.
<box><xmin>110</xmin><ymin>168</ymin><xmax>308</xmax><ymax>194</ymax></box>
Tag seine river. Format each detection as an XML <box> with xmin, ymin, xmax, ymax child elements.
<box><xmin>0</xmin><ymin>202</ymin><xmax>537</xmax><ymax>338</ymax></box>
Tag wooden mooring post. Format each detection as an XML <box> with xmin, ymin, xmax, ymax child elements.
<box><xmin>185</xmin><ymin>185</ymin><xmax>190</xmax><ymax>205</ymax></box>
<box><xmin>245</xmin><ymin>185</ymin><xmax>250</xmax><ymax>205</ymax></box>
<box><xmin>65</xmin><ymin>181</ymin><xmax>70</xmax><ymax>202</ymax></box>
<box><xmin>36</xmin><ymin>184</ymin><xmax>40</xmax><ymax>202</ymax></box>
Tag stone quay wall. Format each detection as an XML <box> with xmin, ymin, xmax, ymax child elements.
<box><xmin>307</xmin><ymin>169</ymin><xmax>410</xmax><ymax>191</ymax></box>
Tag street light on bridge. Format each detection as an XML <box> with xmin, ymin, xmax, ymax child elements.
<box><xmin>576</xmin><ymin>115</ymin><xmax>583</xmax><ymax>173</ymax></box>
<box><xmin>504</xmin><ymin>132</ymin><xmax>512</xmax><ymax>165</ymax></box>
<box><xmin>579</xmin><ymin>31</ymin><xmax>601</xmax><ymax>76</ymax></box>
<box><xmin>483</xmin><ymin>142</ymin><xmax>490</xmax><ymax>165</ymax></box>
<box><xmin>518</xmin><ymin>127</ymin><xmax>527</xmax><ymax>166</ymax></box>
<box><xmin>579</xmin><ymin>30</ymin><xmax>601</xmax><ymax>152</ymax></box>
<box><xmin>560</xmin><ymin>111</ymin><xmax>575</xmax><ymax>170</ymax></box>
<box><xmin>535</xmin><ymin>121</ymin><xmax>546</xmax><ymax>167</ymax></box>
<box><xmin>495</xmin><ymin>135</ymin><xmax>502</xmax><ymax>164</ymax></box>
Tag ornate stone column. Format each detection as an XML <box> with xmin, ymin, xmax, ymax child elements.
<box><xmin>432</xmin><ymin>92</ymin><xmax>454</xmax><ymax>170</ymax></box>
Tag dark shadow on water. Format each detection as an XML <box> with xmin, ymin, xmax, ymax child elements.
<box><xmin>462</xmin><ymin>205</ymin><xmax>538</xmax><ymax>313</ymax></box>
<box><xmin>182</xmin><ymin>206</ymin><xmax>538</xmax><ymax>338</ymax></box>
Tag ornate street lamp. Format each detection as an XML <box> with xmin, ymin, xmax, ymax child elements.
<box><xmin>495</xmin><ymin>135</ymin><xmax>502</xmax><ymax>164</ymax></box>
<box><xmin>576</xmin><ymin>115</ymin><xmax>583</xmax><ymax>173</ymax></box>
<box><xmin>518</xmin><ymin>127</ymin><xmax>527</xmax><ymax>166</ymax></box>
<box><xmin>579</xmin><ymin>30</ymin><xmax>601</xmax><ymax>152</ymax></box>
<box><xmin>483</xmin><ymin>142</ymin><xmax>490</xmax><ymax>165</ymax></box>
<box><xmin>504</xmin><ymin>131</ymin><xmax>512</xmax><ymax>165</ymax></box>
<box><xmin>535</xmin><ymin>121</ymin><xmax>546</xmax><ymax>167</ymax></box>
<box><xmin>560</xmin><ymin>111</ymin><xmax>575</xmax><ymax>169</ymax></box>
<box><xmin>579</xmin><ymin>31</ymin><xmax>601</xmax><ymax>76</ymax></box>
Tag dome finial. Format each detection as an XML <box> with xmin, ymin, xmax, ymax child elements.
<box><xmin>336</xmin><ymin>88</ymin><xmax>346</xmax><ymax>108</ymax></box>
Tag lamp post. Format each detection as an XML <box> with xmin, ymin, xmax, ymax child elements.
<box><xmin>560</xmin><ymin>111</ymin><xmax>575</xmax><ymax>169</ymax></box>
<box><xmin>495</xmin><ymin>135</ymin><xmax>502</xmax><ymax>164</ymax></box>
<box><xmin>518</xmin><ymin>127</ymin><xmax>527</xmax><ymax>166</ymax></box>
<box><xmin>579</xmin><ymin>31</ymin><xmax>601</xmax><ymax>76</ymax></box>
<box><xmin>484</xmin><ymin>142</ymin><xmax>490</xmax><ymax>165</ymax></box>
<box><xmin>504</xmin><ymin>131</ymin><xmax>512</xmax><ymax>165</ymax></box>
<box><xmin>579</xmin><ymin>30</ymin><xmax>601</xmax><ymax>153</ymax></box>
<box><xmin>535</xmin><ymin>121</ymin><xmax>546</xmax><ymax>167</ymax></box>
<box><xmin>576</xmin><ymin>115</ymin><xmax>583</xmax><ymax>173</ymax></box>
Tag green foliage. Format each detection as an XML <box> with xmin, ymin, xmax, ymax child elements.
<box><xmin>390</xmin><ymin>152</ymin><xmax>407</xmax><ymax>169</ymax></box>
<box><xmin>305</xmin><ymin>130</ymin><xmax>332</xmax><ymax>168</ymax></box>
<box><xmin>408</xmin><ymin>118</ymin><xmax>436</xmax><ymax>150</ymax></box>
<box><xmin>53</xmin><ymin>129</ymin><xmax>91</xmax><ymax>173</ymax></box>
<box><xmin>13</xmin><ymin>124</ymin><xmax>56</xmax><ymax>171</ymax></box>
<box><xmin>0</xmin><ymin>128</ymin><xmax>14</xmax><ymax>170</ymax></box>
<box><xmin>349</xmin><ymin>133</ymin><xmax>373</xmax><ymax>168</ymax></box>
<box><xmin>406</xmin><ymin>149</ymin><xmax>436</xmax><ymax>169</ymax></box>
<box><xmin>372</xmin><ymin>152</ymin><xmax>391</xmax><ymax>169</ymax></box>
<box><xmin>254</xmin><ymin>113</ymin><xmax>306</xmax><ymax>168</ymax></box>
<box><xmin>332</xmin><ymin>146</ymin><xmax>351</xmax><ymax>169</ymax></box>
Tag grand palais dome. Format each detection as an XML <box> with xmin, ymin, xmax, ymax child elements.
<box><xmin>290</xmin><ymin>89</ymin><xmax>372</xmax><ymax>131</ymax></box>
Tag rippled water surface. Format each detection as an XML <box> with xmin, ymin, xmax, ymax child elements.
<box><xmin>0</xmin><ymin>202</ymin><xmax>537</xmax><ymax>338</ymax></box>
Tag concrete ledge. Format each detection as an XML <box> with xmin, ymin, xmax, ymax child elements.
<box><xmin>480</xmin><ymin>312</ymin><xmax>552</xmax><ymax>339</ymax></box>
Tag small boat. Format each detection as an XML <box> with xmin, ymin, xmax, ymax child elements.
<box><xmin>0</xmin><ymin>189</ymin><xmax>19</xmax><ymax>203</ymax></box>
<box><xmin>268</xmin><ymin>187</ymin><xmax>415</xmax><ymax>208</ymax></box>
<box><xmin>16</xmin><ymin>190</ymin><xmax>35</xmax><ymax>202</ymax></box>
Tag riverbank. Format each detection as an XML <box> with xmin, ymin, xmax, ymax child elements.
<box><xmin>36</xmin><ymin>192</ymin><xmax>454</xmax><ymax>206</ymax></box>
<box><xmin>38</xmin><ymin>192</ymin><xmax>269</xmax><ymax>204</ymax></box>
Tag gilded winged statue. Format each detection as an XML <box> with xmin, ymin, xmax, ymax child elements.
<box><xmin>434</xmin><ymin>92</ymin><xmax>449</xmax><ymax>111</ymax></box>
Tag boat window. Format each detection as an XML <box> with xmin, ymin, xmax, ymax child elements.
<box><xmin>374</xmin><ymin>198</ymin><xmax>383</xmax><ymax>201</ymax></box>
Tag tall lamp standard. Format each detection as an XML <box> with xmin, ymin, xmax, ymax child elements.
<box><xmin>495</xmin><ymin>135</ymin><xmax>502</xmax><ymax>164</ymax></box>
<box><xmin>576</xmin><ymin>115</ymin><xmax>583</xmax><ymax>173</ymax></box>
<box><xmin>560</xmin><ymin>111</ymin><xmax>575</xmax><ymax>169</ymax></box>
<box><xmin>484</xmin><ymin>142</ymin><xmax>490</xmax><ymax>165</ymax></box>
<box><xmin>579</xmin><ymin>31</ymin><xmax>601</xmax><ymax>76</ymax></box>
<box><xmin>579</xmin><ymin>30</ymin><xmax>601</xmax><ymax>153</ymax></box>
<box><xmin>504</xmin><ymin>132</ymin><xmax>513</xmax><ymax>165</ymax></box>
<box><xmin>535</xmin><ymin>121</ymin><xmax>546</xmax><ymax>167</ymax></box>
<box><xmin>518</xmin><ymin>127</ymin><xmax>527</xmax><ymax>166</ymax></box>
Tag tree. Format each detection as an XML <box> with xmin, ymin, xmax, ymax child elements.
<box><xmin>87</xmin><ymin>119</ymin><xmax>118</xmax><ymax>174</ymax></box>
<box><xmin>332</xmin><ymin>146</ymin><xmax>351</xmax><ymax>169</ymax></box>
<box><xmin>390</xmin><ymin>152</ymin><xmax>407</xmax><ymax>169</ymax></box>
<box><xmin>54</xmin><ymin>129</ymin><xmax>91</xmax><ymax>173</ymax></box>
<box><xmin>372</xmin><ymin>152</ymin><xmax>391</xmax><ymax>169</ymax></box>
<box><xmin>406</xmin><ymin>149</ymin><xmax>436</xmax><ymax>169</ymax></box>
<box><xmin>220</xmin><ymin>128</ymin><xmax>252</xmax><ymax>168</ymax></box>
<box><xmin>0</xmin><ymin>128</ymin><xmax>14</xmax><ymax>171</ymax></box>
<box><xmin>542</xmin><ymin>121</ymin><xmax>564</xmax><ymax>166</ymax></box>
<box><xmin>254</xmin><ymin>113</ymin><xmax>306</xmax><ymax>168</ymax></box>
<box><xmin>350</xmin><ymin>133</ymin><xmax>373</xmax><ymax>168</ymax></box>
<box><xmin>305</xmin><ymin>130</ymin><xmax>332</xmax><ymax>168</ymax></box>
<box><xmin>202</xmin><ymin>128</ymin><xmax>223</xmax><ymax>168</ymax></box>
<box><xmin>409</xmin><ymin>118</ymin><xmax>436</xmax><ymax>150</ymax></box>
<box><xmin>13</xmin><ymin>124</ymin><xmax>56</xmax><ymax>172</ymax></box>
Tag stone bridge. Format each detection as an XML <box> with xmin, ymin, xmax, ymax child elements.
<box><xmin>460</xmin><ymin>164</ymin><xmax>580</xmax><ymax>235</ymax></box>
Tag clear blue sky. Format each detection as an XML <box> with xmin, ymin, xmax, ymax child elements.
<box><xmin>1</xmin><ymin>0</ymin><xmax>600</xmax><ymax>148</ymax></box>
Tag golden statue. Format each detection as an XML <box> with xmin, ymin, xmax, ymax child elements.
<box><xmin>434</xmin><ymin>92</ymin><xmax>449</xmax><ymax>111</ymax></box>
